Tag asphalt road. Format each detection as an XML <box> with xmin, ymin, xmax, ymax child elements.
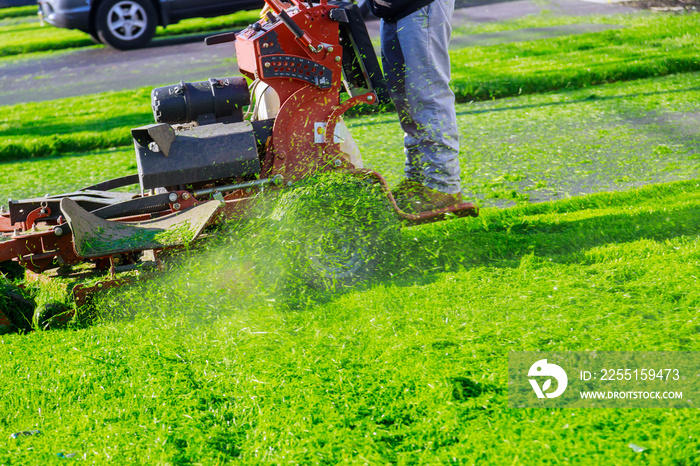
<box><xmin>0</xmin><ymin>0</ymin><xmax>636</xmax><ymax>106</ymax></box>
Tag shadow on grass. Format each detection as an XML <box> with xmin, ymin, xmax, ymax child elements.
<box><xmin>0</xmin><ymin>112</ymin><xmax>148</xmax><ymax>139</ymax></box>
<box><xmin>455</xmin><ymin>84</ymin><xmax>700</xmax><ymax>118</ymax></box>
<box><xmin>329</xmin><ymin>66</ymin><xmax>700</xmax><ymax>120</ymax></box>
<box><xmin>379</xmin><ymin>180</ymin><xmax>700</xmax><ymax>287</ymax></box>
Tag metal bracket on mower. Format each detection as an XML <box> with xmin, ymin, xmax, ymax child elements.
<box><xmin>351</xmin><ymin>170</ymin><xmax>480</xmax><ymax>225</ymax></box>
<box><xmin>61</xmin><ymin>198</ymin><xmax>221</xmax><ymax>258</ymax></box>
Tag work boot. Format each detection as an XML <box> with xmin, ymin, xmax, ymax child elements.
<box><xmin>402</xmin><ymin>185</ymin><xmax>463</xmax><ymax>214</ymax></box>
<box><xmin>391</xmin><ymin>179</ymin><xmax>423</xmax><ymax>206</ymax></box>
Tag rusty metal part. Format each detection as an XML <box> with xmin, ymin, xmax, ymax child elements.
<box><xmin>349</xmin><ymin>169</ymin><xmax>479</xmax><ymax>225</ymax></box>
<box><xmin>0</xmin><ymin>212</ymin><xmax>17</xmax><ymax>234</ymax></box>
<box><xmin>24</xmin><ymin>202</ymin><xmax>51</xmax><ymax>230</ymax></box>
<box><xmin>193</xmin><ymin>175</ymin><xmax>283</xmax><ymax>197</ymax></box>
<box><xmin>0</xmin><ymin>309</ymin><xmax>13</xmax><ymax>335</ymax></box>
<box><xmin>268</xmin><ymin>85</ymin><xmax>346</xmax><ymax>180</ymax></box>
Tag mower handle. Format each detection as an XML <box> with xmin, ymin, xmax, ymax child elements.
<box><xmin>263</xmin><ymin>0</ymin><xmax>324</xmax><ymax>53</ymax></box>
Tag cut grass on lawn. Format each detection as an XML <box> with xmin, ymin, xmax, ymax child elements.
<box><xmin>3</xmin><ymin>12</ymin><xmax>700</xmax><ymax>161</ymax></box>
<box><xmin>0</xmin><ymin>179</ymin><xmax>698</xmax><ymax>464</ymax></box>
<box><xmin>3</xmin><ymin>71</ymin><xmax>698</xmax><ymax>208</ymax></box>
<box><xmin>449</xmin><ymin>12</ymin><xmax>700</xmax><ymax>101</ymax></box>
<box><xmin>352</xmin><ymin>71</ymin><xmax>700</xmax><ymax>207</ymax></box>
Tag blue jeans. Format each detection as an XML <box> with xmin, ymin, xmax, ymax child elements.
<box><xmin>380</xmin><ymin>0</ymin><xmax>461</xmax><ymax>194</ymax></box>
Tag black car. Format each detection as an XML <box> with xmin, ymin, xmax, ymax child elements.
<box><xmin>38</xmin><ymin>0</ymin><xmax>265</xmax><ymax>50</ymax></box>
<box><xmin>0</xmin><ymin>1</ymin><xmax>36</xmax><ymax>6</ymax></box>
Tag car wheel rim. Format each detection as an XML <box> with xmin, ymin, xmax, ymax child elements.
<box><xmin>107</xmin><ymin>1</ymin><xmax>148</xmax><ymax>41</ymax></box>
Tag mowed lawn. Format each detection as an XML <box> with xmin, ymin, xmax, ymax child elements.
<box><xmin>3</xmin><ymin>12</ymin><xmax>700</xmax><ymax>162</ymax></box>
<box><xmin>0</xmin><ymin>179</ymin><xmax>698</xmax><ymax>464</ymax></box>
<box><xmin>0</xmin><ymin>6</ymin><xmax>699</xmax><ymax>465</ymax></box>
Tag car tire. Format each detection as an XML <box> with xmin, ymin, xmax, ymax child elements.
<box><xmin>95</xmin><ymin>0</ymin><xmax>157</xmax><ymax>50</ymax></box>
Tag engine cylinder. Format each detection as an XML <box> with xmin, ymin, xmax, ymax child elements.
<box><xmin>151</xmin><ymin>77</ymin><xmax>250</xmax><ymax>125</ymax></box>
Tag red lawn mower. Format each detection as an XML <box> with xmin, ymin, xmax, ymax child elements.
<box><xmin>0</xmin><ymin>0</ymin><xmax>477</xmax><ymax>333</ymax></box>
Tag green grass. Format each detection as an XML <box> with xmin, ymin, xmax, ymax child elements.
<box><xmin>158</xmin><ymin>10</ymin><xmax>259</xmax><ymax>37</ymax></box>
<box><xmin>0</xmin><ymin>180</ymin><xmax>698</xmax><ymax>464</ymax></box>
<box><xmin>353</xmin><ymin>71</ymin><xmax>700</xmax><ymax>206</ymax></box>
<box><xmin>450</xmin><ymin>12</ymin><xmax>700</xmax><ymax>102</ymax></box>
<box><xmin>2</xmin><ymin>71</ymin><xmax>699</xmax><ymax>208</ymax></box>
<box><xmin>0</xmin><ymin>88</ymin><xmax>152</xmax><ymax>162</ymax></box>
<box><xmin>0</xmin><ymin>9</ymin><xmax>260</xmax><ymax>57</ymax></box>
<box><xmin>451</xmin><ymin>10</ymin><xmax>631</xmax><ymax>36</ymax></box>
<box><xmin>4</xmin><ymin>12</ymin><xmax>700</xmax><ymax>162</ymax></box>
<box><xmin>0</xmin><ymin>5</ymin><xmax>36</xmax><ymax>20</ymax></box>
<box><xmin>0</xmin><ymin>147</ymin><xmax>137</xmax><ymax>203</ymax></box>
<box><xmin>363</xmin><ymin>11</ymin><xmax>700</xmax><ymax>102</ymax></box>
<box><xmin>0</xmin><ymin>10</ymin><xmax>699</xmax><ymax>463</ymax></box>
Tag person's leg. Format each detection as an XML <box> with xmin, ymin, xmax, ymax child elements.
<box><xmin>380</xmin><ymin>17</ymin><xmax>424</xmax><ymax>184</ymax></box>
<box><xmin>394</xmin><ymin>0</ymin><xmax>461</xmax><ymax>194</ymax></box>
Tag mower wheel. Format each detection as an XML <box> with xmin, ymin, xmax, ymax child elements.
<box><xmin>0</xmin><ymin>284</ymin><xmax>36</xmax><ymax>333</ymax></box>
<box><xmin>271</xmin><ymin>173</ymin><xmax>400</xmax><ymax>291</ymax></box>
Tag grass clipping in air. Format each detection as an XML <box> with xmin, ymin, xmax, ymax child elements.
<box><xmin>95</xmin><ymin>172</ymin><xmax>402</xmax><ymax>321</ymax></box>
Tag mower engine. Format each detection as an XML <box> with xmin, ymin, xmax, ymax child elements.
<box><xmin>135</xmin><ymin>77</ymin><xmax>261</xmax><ymax>191</ymax></box>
